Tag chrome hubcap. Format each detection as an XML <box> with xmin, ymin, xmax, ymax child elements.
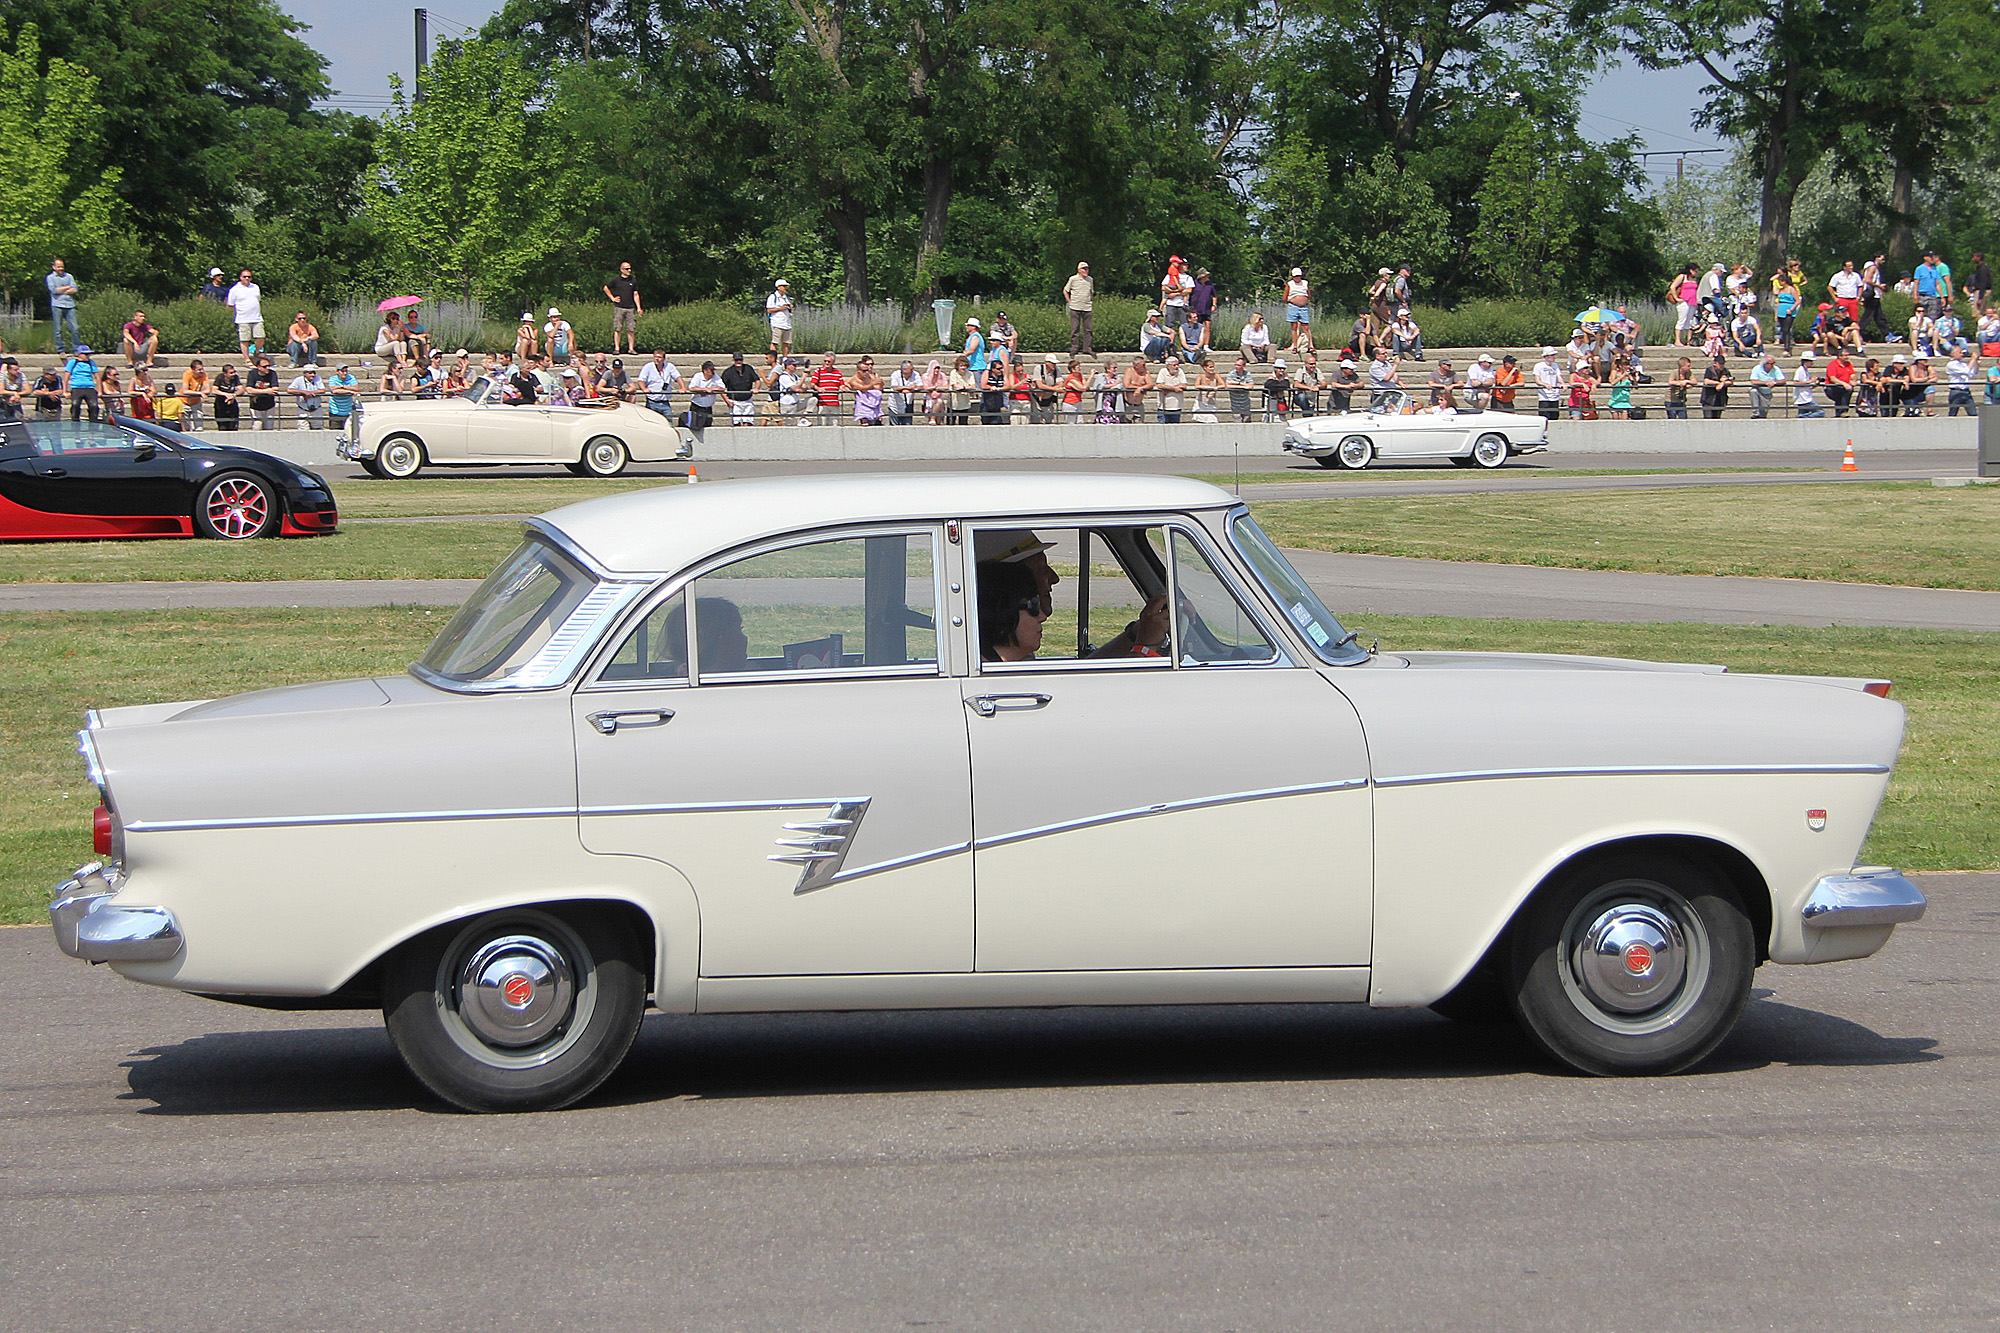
<box><xmin>1557</xmin><ymin>880</ymin><xmax>1710</xmax><ymax>1035</ymax></box>
<box><xmin>457</xmin><ymin>934</ymin><xmax>576</xmax><ymax>1048</ymax></box>
<box><xmin>1574</xmin><ymin>903</ymin><xmax>1686</xmax><ymax>1013</ymax></box>
<box><xmin>1475</xmin><ymin>436</ymin><xmax>1506</xmax><ymax>465</ymax></box>
<box><xmin>1339</xmin><ymin>436</ymin><xmax>1369</xmax><ymax>466</ymax></box>
<box><xmin>382</xmin><ymin>441</ymin><xmax>415</xmax><ymax>473</ymax></box>
<box><xmin>589</xmin><ymin>441</ymin><xmax>620</xmax><ymax>469</ymax></box>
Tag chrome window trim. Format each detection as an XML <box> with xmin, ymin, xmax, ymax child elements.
<box><xmin>973</xmin><ymin>778</ymin><xmax>1367</xmax><ymax>851</ymax></box>
<box><xmin>1374</xmin><ymin>762</ymin><xmax>1892</xmax><ymax>789</ymax></box>
<box><xmin>77</xmin><ymin>725</ymin><xmax>107</xmax><ymax>795</ymax></box>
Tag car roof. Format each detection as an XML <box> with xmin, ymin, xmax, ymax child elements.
<box><xmin>539</xmin><ymin>472</ymin><xmax>1239</xmax><ymax>575</ymax></box>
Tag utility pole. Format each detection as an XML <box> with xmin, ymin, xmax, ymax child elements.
<box><xmin>414</xmin><ymin>8</ymin><xmax>428</xmax><ymax>102</ymax></box>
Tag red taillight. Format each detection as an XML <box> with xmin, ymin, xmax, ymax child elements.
<box><xmin>1863</xmin><ymin>681</ymin><xmax>1893</xmax><ymax>698</ymax></box>
<box><xmin>92</xmin><ymin>805</ymin><xmax>113</xmax><ymax>855</ymax></box>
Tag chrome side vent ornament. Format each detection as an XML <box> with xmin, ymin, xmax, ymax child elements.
<box><xmin>769</xmin><ymin>799</ymin><xmax>872</xmax><ymax>894</ymax></box>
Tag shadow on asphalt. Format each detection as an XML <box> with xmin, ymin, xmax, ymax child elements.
<box><xmin>115</xmin><ymin>993</ymin><xmax>1937</xmax><ymax>1116</ymax></box>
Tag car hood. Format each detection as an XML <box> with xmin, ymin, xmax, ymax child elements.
<box><xmin>169</xmin><ymin>677</ymin><xmax>392</xmax><ymax>722</ymax></box>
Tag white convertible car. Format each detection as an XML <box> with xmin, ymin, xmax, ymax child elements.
<box><xmin>1281</xmin><ymin>389</ymin><xmax>1549</xmax><ymax>469</ymax></box>
<box><xmin>337</xmin><ymin>376</ymin><xmax>692</xmax><ymax>478</ymax></box>
<box><xmin>51</xmin><ymin>475</ymin><xmax>1925</xmax><ymax>1111</ymax></box>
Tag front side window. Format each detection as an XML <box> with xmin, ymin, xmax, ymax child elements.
<box><xmin>1229</xmin><ymin>511</ymin><xmax>1369</xmax><ymax>664</ymax></box>
<box><xmin>26</xmin><ymin>420</ymin><xmax>154</xmax><ymax>454</ymax></box>
<box><xmin>972</xmin><ymin>522</ymin><xmax>1273</xmax><ymax>669</ymax></box>
<box><xmin>419</xmin><ymin>537</ymin><xmax>601</xmax><ymax>683</ymax></box>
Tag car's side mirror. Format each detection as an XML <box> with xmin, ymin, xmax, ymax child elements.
<box><xmin>132</xmin><ymin>442</ymin><xmax>155</xmax><ymax>461</ymax></box>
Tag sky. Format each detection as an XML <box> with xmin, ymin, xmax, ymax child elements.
<box><xmin>295</xmin><ymin>0</ymin><xmax>1729</xmax><ymax>185</ymax></box>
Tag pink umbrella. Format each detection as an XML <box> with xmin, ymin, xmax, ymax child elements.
<box><xmin>377</xmin><ymin>295</ymin><xmax>423</xmax><ymax>312</ymax></box>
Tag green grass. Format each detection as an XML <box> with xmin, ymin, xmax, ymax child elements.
<box><xmin>1254</xmin><ymin>482</ymin><xmax>2000</xmax><ymax>589</ymax></box>
<box><xmin>2</xmin><ymin>609</ymin><xmax>1991</xmax><ymax>924</ymax></box>
<box><xmin>1187</xmin><ymin>467</ymin><xmax>1821</xmax><ymax>486</ymax></box>
<box><xmin>0</xmin><ymin>520</ymin><xmax>523</xmax><ymax>582</ymax></box>
<box><xmin>332</xmin><ymin>475</ymin><xmax>676</xmax><ymax>519</ymax></box>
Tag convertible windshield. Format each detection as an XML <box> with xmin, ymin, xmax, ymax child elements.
<box><xmin>1229</xmin><ymin>512</ymin><xmax>1370</xmax><ymax>665</ymax></box>
<box><xmin>458</xmin><ymin>376</ymin><xmax>491</xmax><ymax>403</ymax></box>
<box><xmin>418</xmin><ymin>537</ymin><xmax>599</xmax><ymax>683</ymax></box>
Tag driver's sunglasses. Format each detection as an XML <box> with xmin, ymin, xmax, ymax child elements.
<box><xmin>1014</xmin><ymin>597</ymin><xmax>1049</xmax><ymax>618</ymax></box>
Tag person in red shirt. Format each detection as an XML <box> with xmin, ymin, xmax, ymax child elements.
<box><xmin>1823</xmin><ymin>348</ymin><xmax>1856</xmax><ymax>417</ymax></box>
<box><xmin>809</xmin><ymin>351</ymin><xmax>846</xmax><ymax>424</ymax></box>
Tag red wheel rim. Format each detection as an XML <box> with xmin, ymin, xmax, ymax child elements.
<box><xmin>206</xmin><ymin>478</ymin><xmax>270</xmax><ymax>538</ymax></box>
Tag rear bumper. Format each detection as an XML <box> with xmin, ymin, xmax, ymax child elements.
<box><xmin>49</xmin><ymin>862</ymin><xmax>183</xmax><ymax>963</ymax></box>
<box><xmin>1801</xmin><ymin>867</ymin><xmax>1928</xmax><ymax>928</ymax></box>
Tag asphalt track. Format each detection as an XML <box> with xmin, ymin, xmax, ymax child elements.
<box><xmin>2</xmin><ymin>871</ymin><xmax>1994</xmax><ymax>1331</ymax></box>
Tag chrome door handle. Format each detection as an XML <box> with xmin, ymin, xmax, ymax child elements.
<box><xmin>966</xmin><ymin>693</ymin><xmax>1052</xmax><ymax>718</ymax></box>
<box><xmin>587</xmin><ymin>708</ymin><xmax>675</xmax><ymax>735</ymax></box>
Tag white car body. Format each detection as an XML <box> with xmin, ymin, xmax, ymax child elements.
<box><xmin>1281</xmin><ymin>389</ymin><xmax>1549</xmax><ymax>469</ymax></box>
<box><xmin>51</xmin><ymin>474</ymin><xmax>1925</xmax><ymax>1109</ymax></box>
<box><xmin>338</xmin><ymin>376</ymin><xmax>691</xmax><ymax>478</ymax></box>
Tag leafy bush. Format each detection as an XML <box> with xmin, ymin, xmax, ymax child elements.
<box><xmin>791</xmin><ymin>302</ymin><xmax>910</xmax><ymax>354</ymax></box>
<box><xmin>638</xmin><ymin>302</ymin><xmax>769</xmax><ymax>355</ymax></box>
<box><xmin>332</xmin><ymin>298</ymin><xmax>485</xmax><ymax>359</ymax></box>
<box><xmin>150</xmin><ymin>299</ymin><xmax>239</xmax><ymax>354</ymax></box>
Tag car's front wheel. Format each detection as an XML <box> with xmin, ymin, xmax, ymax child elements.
<box><xmin>384</xmin><ymin>905</ymin><xmax>647</xmax><ymax>1112</ymax></box>
<box><xmin>1336</xmin><ymin>434</ymin><xmax>1374</xmax><ymax>469</ymax></box>
<box><xmin>1471</xmin><ymin>432</ymin><xmax>1511</xmax><ymax>469</ymax></box>
<box><xmin>1508</xmin><ymin>852</ymin><xmax>1755</xmax><ymax>1076</ymax></box>
<box><xmin>579</xmin><ymin>435</ymin><xmax>629</xmax><ymax>477</ymax></box>
<box><xmin>376</xmin><ymin>434</ymin><xmax>426</xmax><ymax>479</ymax></box>
<box><xmin>194</xmin><ymin>473</ymin><xmax>279</xmax><ymax>539</ymax></box>
<box><xmin>1313</xmin><ymin>453</ymin><xmax>1343</xmax><ymax>469</ymax></box>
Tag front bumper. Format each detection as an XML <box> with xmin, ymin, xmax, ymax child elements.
<box><xmin>49</xmin><ymin>862</ymin><xmax>183</xmax><ymax>963</ymax></box>
<box><xmin>1801</xmin><ymin>867</ymin><xmax>1928</xmax><ymax>928</ymax></box>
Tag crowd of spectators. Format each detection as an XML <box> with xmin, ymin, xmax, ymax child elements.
<box><xmin>9</xmin><ymin>249</ymin><xmax>1998</xmax><ymax>430</ymax></box>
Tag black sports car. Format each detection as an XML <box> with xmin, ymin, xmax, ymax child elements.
<box><xmin>0</xmin><ymin>415</ymin><xmax>338</xmax><ymax>540</ymax></box>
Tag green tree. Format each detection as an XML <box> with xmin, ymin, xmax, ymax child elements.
<box><xmin>371</xmin><ymin>40</ymin><xmax>585</xmax><ymax>301</ymax></box>
<box><xmin>0</xmin><ymin>23</ymin><xmax>121</xmax><ymax>301</ymax></box>
<box><xmin>1469</xmin><ymin>121</ymin><xmax>1580</xmax><ymax>294</ymax></box>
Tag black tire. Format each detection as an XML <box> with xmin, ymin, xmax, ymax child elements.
<box><xmin>564</xmin><ymin>461</ymin><xmax>589</xmax><ymax>476</ymax></box>
<box><xmin>1507</xmin><ymin>851</ymin><xmax>1754</xmax><ymax>1076</ymax></box>
<box><xmin>384</xmin><ymin>905</ymin><xmax>646</xmax><ymax>1112</ymax></box>
<box><xmin>194</xmin><ymin>472</ymin><xmax>279</xmax><ymax>540</ymax></box>
<box><xmin>1447</xmin><ymin>455</ymin><xmax>1476</xmax><ymax>468</ymax></box>
<box><xmin>376</xmin><ymin>433</ymin><xmax>426</xmax><ymax>479</ymax></box>
<box><xmin>579</xmin><ymin>435</ymin><xmax>629</xmax><ymax>477</ymax></box>
<box><xmin>1313</xmin><ymin>454</ymin><xmax>1343</xmax><ymax>469</ymax></box>
<box><xmin>359</xmin><ymin>456</ymin><xmax>387</xmax><ymax>479</ymax></box>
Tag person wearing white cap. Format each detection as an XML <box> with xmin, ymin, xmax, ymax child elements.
<box><xmin>515</xmin><ymin>312</ymin><xmax>539</xmax><ymax>362</ymax></box>
<box><xmin>765</xmin><ymin>279</ymin><xmax>794</xmax><ymax>356</ymax></box>
<box><xmin>1366</xmin><ymin>267</ymin><xmax>1395</xmax><ymax>335</ymax></box>
<box><xmin>1697</xmin><ymin>262</ymin><xmax>1728</xmax><ymax>323</ymax></box>
<box><xmin>1534</xmin><ymin>347</ymin><xmax>1565</xmax><ymax>420</ymax></box>
<box><xmin>962</xmin><ymin>317</ymin><xmax>988</xmax><ymax>374</ymax></box>
<box><xmin>1160</xmin><ymin>255</ymin><xmax>1193</xmax><ymax>325</ymax></box>
<box><xmin>543</xmin><ymin>307</ymin><xmax>574</xmax><ymax>365</ymax></box>
<box><xmin>286</xmin><ymin>363</ymin><xmax>325</xmax><ymax>428</ymax></box>
<box><xmin>1793</xmin><ymin>350</ymin><xmax>1825</xmax><ymax>417</ymax></box>
<box><xmin>199</xmin><ymin>267</ymin><xmax>230</xmax><ymax>303</ymax></box>
<box><xmin>1061</xmin><ymin>261</ymin><xmax>1095</xmax><ymax>357</ymax></box>
<box><xmin>1282</xmin><ymin>266</ymin><xmax>1313</xmax><ymax>353</ymax></box>
<box><xmin>1464</xmin><ymin>352</ymin><xmax>1496</xmax><ymax>409</ymax></box>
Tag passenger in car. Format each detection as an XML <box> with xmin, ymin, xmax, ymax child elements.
<box><xmin>661</xmin><ymin>596</ymin><xmax>749</xmax><ymax>675</ymax></box>
<box><xmin>974</xmin><ymin>528</ymin><xmax>1169</xmax><ymax>657</ymax></box>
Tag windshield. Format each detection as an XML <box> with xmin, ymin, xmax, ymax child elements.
<box><xmin>418</xmin><ymin>537</ymin><xmax>599</xmax><ymax>683</ymax></box>
<box><xmin>459</xmin><ymin>376</ymin><xmax>491</xmax><ymax>403</ymax></box>
<box><xmin>1228</xmin><ymin>512</ymin><xmax>1370</xmax><ymax>665</ymax></box>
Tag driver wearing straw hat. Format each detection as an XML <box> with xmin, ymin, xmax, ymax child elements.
<box><xmin>973</xmin><ymin>528</ymin><xmax>1170</xmax><ymax>658</ymax></box>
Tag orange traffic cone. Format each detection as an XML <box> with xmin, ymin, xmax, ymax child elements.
<box><xmin>1839</xmin><ymin>441</ymin><xmax>1858</xmax><ymax>472</ymax></box>
<box><xmin>687</xmin><ymin>463</ymin><xmax>699</xmax><ymax>483</ymax></box>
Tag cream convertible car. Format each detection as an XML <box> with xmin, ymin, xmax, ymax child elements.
<box><xmin>1280</xmin><ymin>389</ymin><xmax>1550</xmax><ymax>469</ymax></box>
<box><xmin>337</xmin><ymin>376</ymin><xmax>692</xmax><ymax>478</ymax></box>
<box><xmin>52</xmin><ymin>475</ymin><xmax>1925</xmax><ymax>1111</ymax></box>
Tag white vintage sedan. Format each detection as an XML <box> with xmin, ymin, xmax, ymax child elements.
<box><xmin>1281</xmin><ymin>389</ymin><xmax>1549</xmax><ymax>469</ymax></box>
<box><xmin>337</xmin><ymin>376</ymin><xmax>691</xmax><ymax>478</ymax></box>
<box><xmin>52</xmin><ymin>475</ymin><xmax>1925</xmax><ymax>1111</ymax></box>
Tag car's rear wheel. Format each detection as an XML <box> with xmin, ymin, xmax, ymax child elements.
<box><xmin>1336</xmin><ymin>434</ymin><xmax>1374</xmax><ymax>469</ymax></box>
<box><xmin>564</xmin><ymin>461</ymin><xmax>589</xmax><ymax>476</ymax></box>
<box><xmin>1508</xmin><ymin>852</ymin><xmax>1754</xmax><ymax>1076</ymax></box>
<box><xmin>1471</xmin><ymin>432</ymin><xmax>1511</xmax><ymax>469</ymax></box>
<box><xmin>383</xmin><ymin>905</ymin><xmax>646</xmax><ymax>1112</ymax></box>
<box><xmin>376</xmin><ymin>434</ymin><xmax>426</xmax><ymax>479</ymax></box>
<box><xmin>579</xmin><ymin>435</ymin><xmax>629</xmax><ymax>477</ymax></box>
<box><xmin>194</xmin><ymin>473</ymin><xmax>279</xmax><ymax>539</ymax></box>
